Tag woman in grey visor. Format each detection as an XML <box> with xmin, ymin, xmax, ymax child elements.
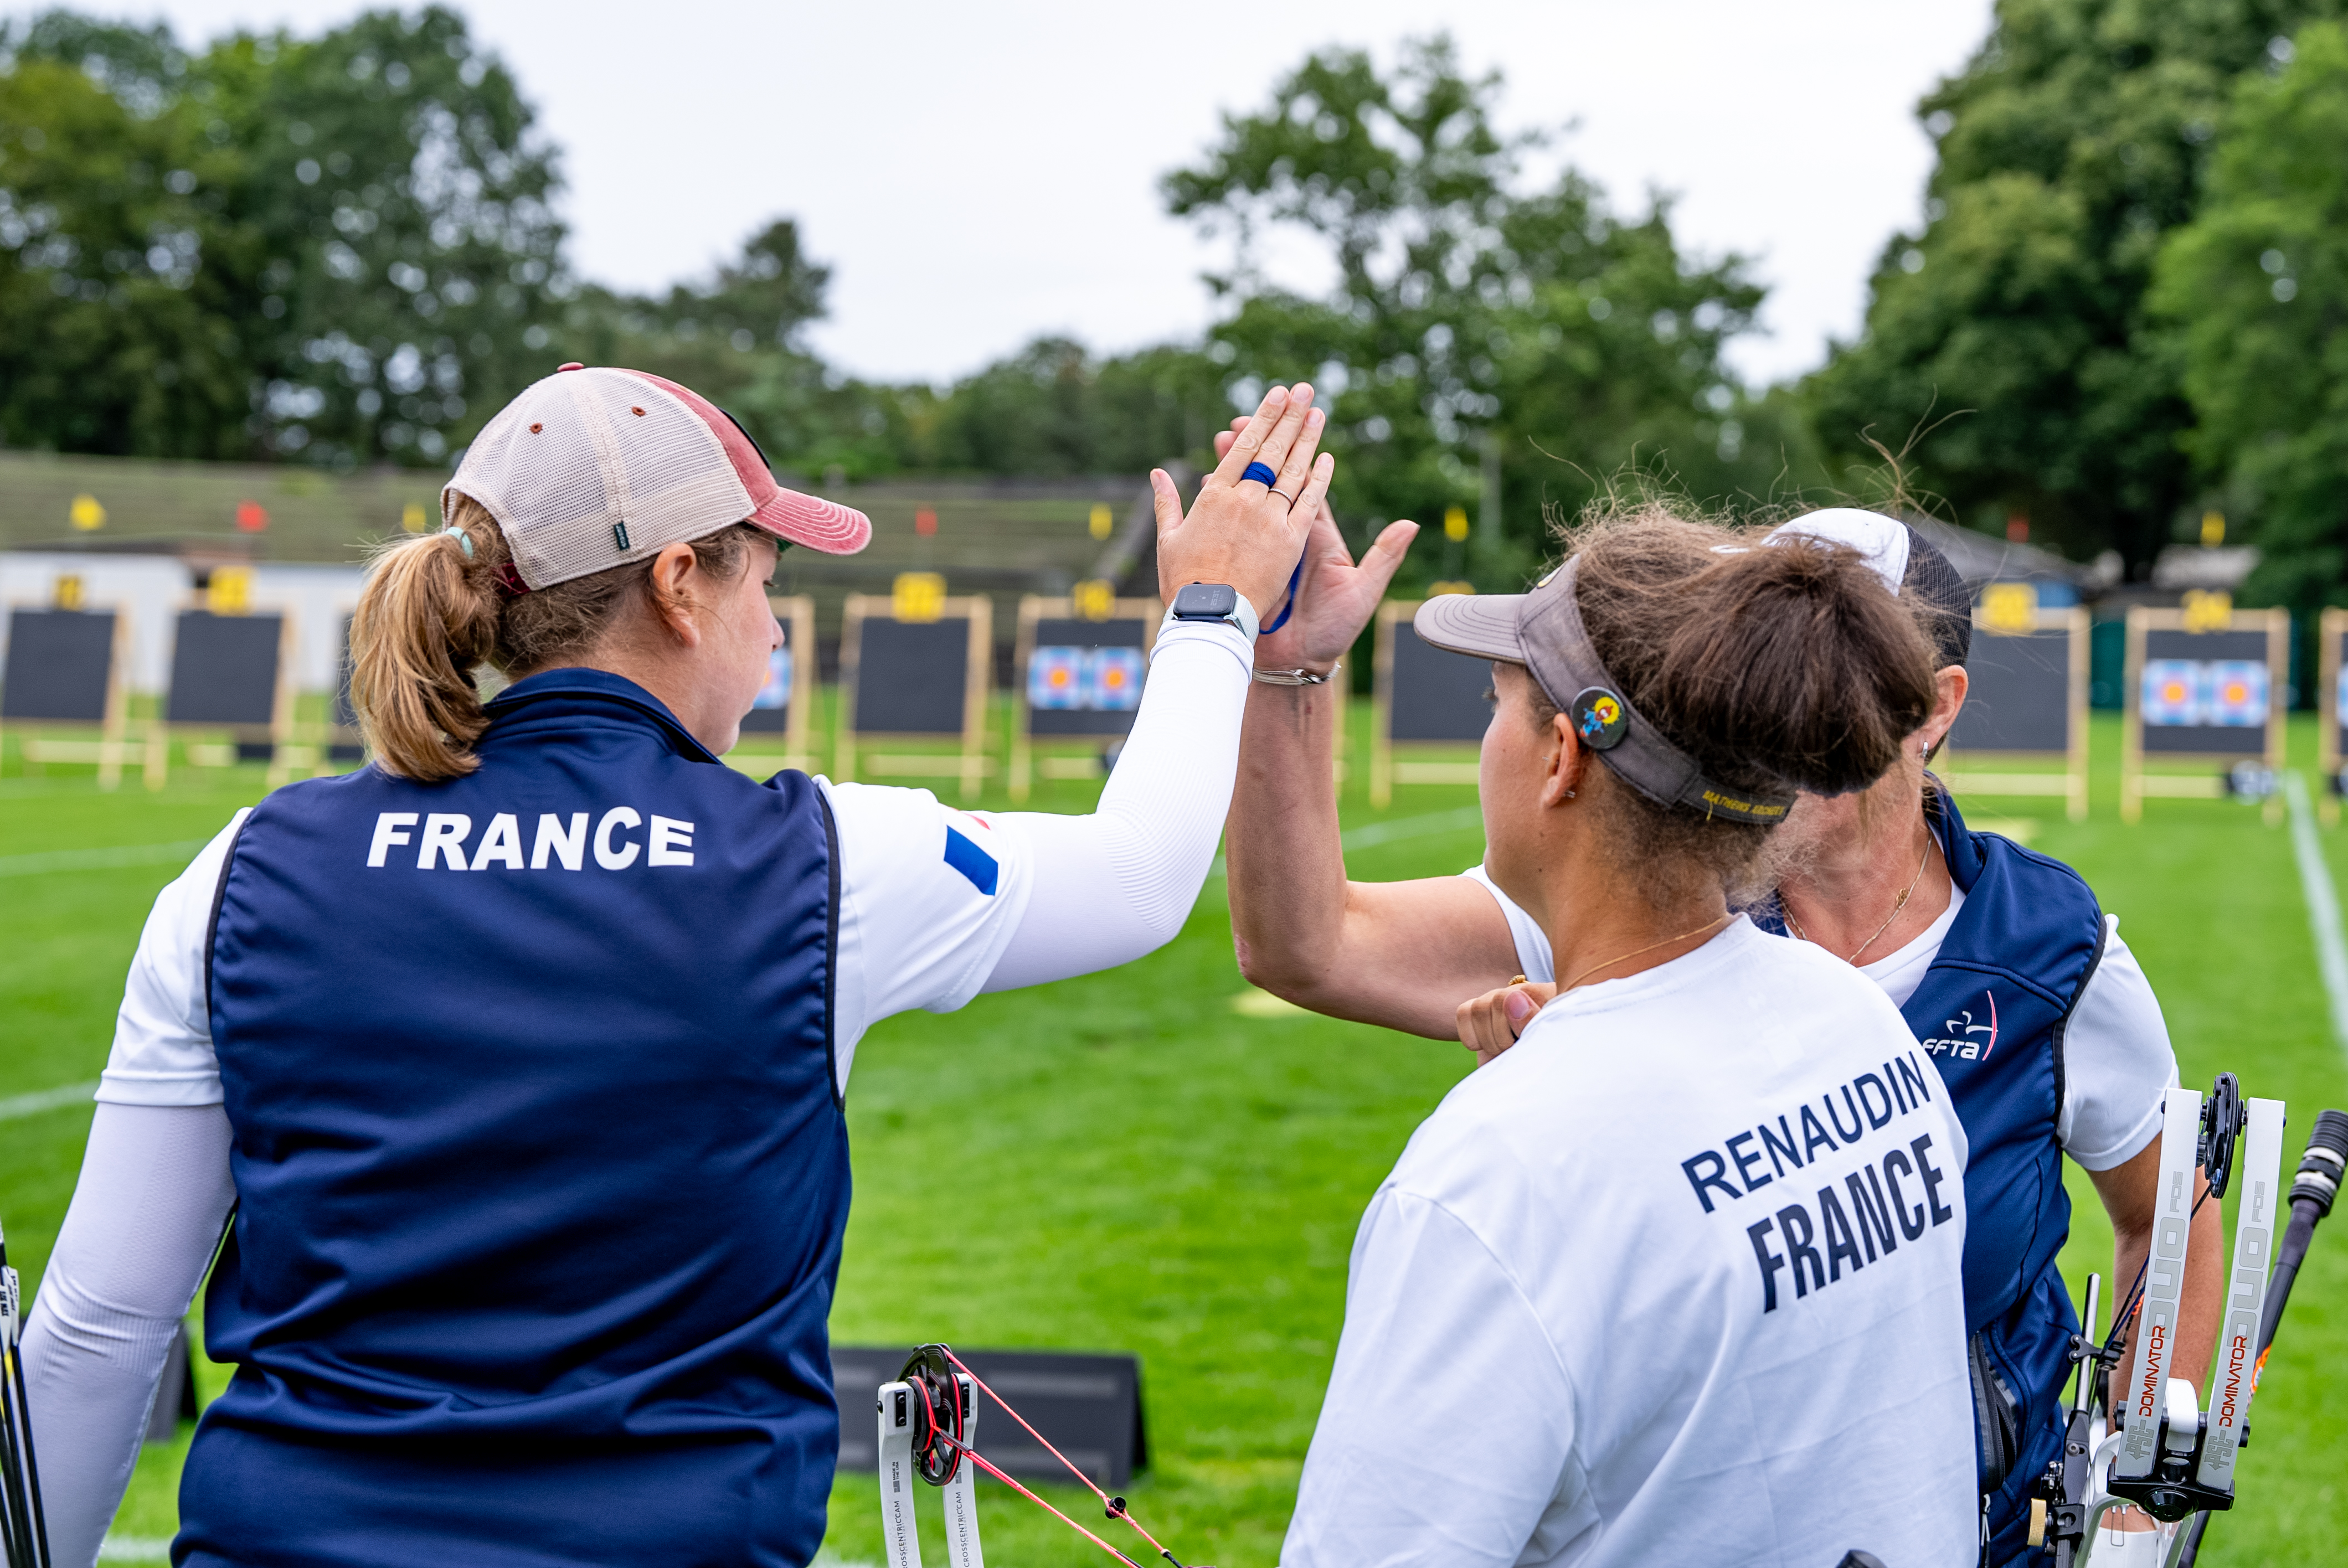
<box><xmin>1254</xmin><ymin>510</ymin><xmax>1978</xmax><ymax>1567</ymax></box>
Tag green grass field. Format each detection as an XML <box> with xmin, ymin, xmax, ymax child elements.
<box><xmin>4</xmin><ymin>708</ymin><xmax>2346</xmax><ymax>1564</ymax></box>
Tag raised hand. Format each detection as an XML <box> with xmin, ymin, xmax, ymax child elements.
<box><xmin>1213</xmin><ymin>416</ymin><xmax>1417</xmax><ymax>673</ymax></box>
<box><xmin>1152</xmin><ymin>385</ymin><xmax>1332</xmax><ymax>621</ymax></box>
<box><xmin>1455</xmin><ymin>979</ymin><xmax>1554</xmax><ymax>1067</ymax></box>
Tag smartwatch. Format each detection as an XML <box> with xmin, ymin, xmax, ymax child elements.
<box><xmin>1167</xmin><ymin>581</ymin><xmax>1260</xmax><ymax>641</ymax></box>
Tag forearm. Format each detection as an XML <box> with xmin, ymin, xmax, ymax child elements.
<box><xmin>1224</xmin><ymin>680</ymin><xmax>1351</xmax><ymax>994</ymax></box>
<box><xmin>23</xmin><ymin>1102</ymin><xmax>237</xmax><ymax>1568</ymax></box>
<box><xmin>2105</xmin><ymin>1181</ymin><xmax>2226</xmax><ymax>1406</ymax></box>
<box><xmin>985</xmin><ymin>622</ymin><xmax>1251</xmax><ymax>989</ymax></box>
<box><xmin>2172</xmin><ymin>1197</ymin><xmax>2226</xmax><ymax>1390</ymax></box>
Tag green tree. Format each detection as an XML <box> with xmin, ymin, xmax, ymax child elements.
<box><xmin>0</xmin><ymin>15</ymin><xmax>252</xmax><ymax>455</ymax></box>
<box><xmin>1165</xmin><ymin>35</ymin><xmax>1777</xmax><ymax>588</ymax></box>
<box><xmin>1805</xmin><ymin>0</ymin><xmax>2344</xmax><ymax>568</ymax></box>
<box><xmin>0</xmin><ymin>6</ymin><xmax>566</xmax><ymax>466</ymax></box>
<box><xmin>920</xmin><ymin>336</ymin><xmax>1229</xmax><ymax>477</ymax></box>
<box><xmin>2155</xmin><ymin>19</ymin><xmax>2348</xmax><ymax>613</ymax></box>
<box><xmin>199</xmin><ymin>7</ymin><xmax>566</xmax><ymax>465</ymax></box>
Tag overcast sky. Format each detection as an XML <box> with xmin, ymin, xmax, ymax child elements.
<box><xmin>12</xmin><ymin>0</ymin><xmax>1999</xmax><ymax>387</ymax></box>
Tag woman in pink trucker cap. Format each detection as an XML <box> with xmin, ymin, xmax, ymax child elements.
<box><xmin>22</xmin><ymin>364</ymin><xmax>1333</xmax><ymax>1568</ymax></box>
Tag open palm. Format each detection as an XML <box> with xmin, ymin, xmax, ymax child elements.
<box><xmin>1213</xmin><ymin>419</ymin><xmax>1419</xmax><ymax>670</ymax></box>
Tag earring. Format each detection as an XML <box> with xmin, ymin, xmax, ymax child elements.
<box><xmin>1564</xmin><ymin>788</ymin><xmax>1577</xmax><ymax>800</ymax></box>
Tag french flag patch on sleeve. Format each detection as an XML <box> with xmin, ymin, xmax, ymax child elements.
<box><xmin>942</xmin><ymin>820</ymin><xmax>999</xmax><ymax>896</ymax></box>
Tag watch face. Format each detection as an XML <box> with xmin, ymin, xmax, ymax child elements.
<box><xmin>1173</xmin><ymin>582</ymin><xmax>1239</xmax><ymax>618</ymax></box>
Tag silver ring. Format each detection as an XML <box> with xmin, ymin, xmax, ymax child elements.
<box><xmin>1270</xmin><ymin>488</ymin><xmax>1297</xmax><ymax>508</ymax></box>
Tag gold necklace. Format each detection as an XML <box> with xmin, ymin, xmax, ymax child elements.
<box><xmin>1559</xmin><ymin>912</ymin><xmax>1734</xmax><ymax>993</ymax></box>
<box><xmin>1784</xmin><ymin>834</ymin><xmax>1934</xmax><ymax>964</ymax></box>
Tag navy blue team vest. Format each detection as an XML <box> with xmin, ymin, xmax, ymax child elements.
<box><xmin>181</xmin><ymin>669</ymin><xmax>847</xmax><ymax>1568</ymax></box>
<box><xmin>1759</xmin><ymin>787</ymin><xmax>2104</xmax><ymax>1564</ymax></box>
<box><xmin>1902</xmin><ymin>790</ymin><xmax>2105</xmax><ymax>1564</ymax></box>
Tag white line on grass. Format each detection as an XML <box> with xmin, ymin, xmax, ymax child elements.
<box><xmin>2283</xmin><ymin>771</ymin><xmax>2348</xmax><ymax>1056</ymax></box>
<box><xmin>0</xmin><ymin>1081</ymin><xmax>99</xmax><ymax>1122</ymax></box>
<box><xmin>0</xmin><ymin>840</ymin><xmax>211</xmax><ymax>878</ymax></box>
<box><xmin>97</xmin><ymin>1538</ymin><xmax>174</xmax><ymax>1562</ymax></box>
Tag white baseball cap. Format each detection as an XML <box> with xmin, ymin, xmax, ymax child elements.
<box><xmin>445</xmin><ymin>363</ymin><xmax>872</xmax><ymax>590</ymax></box>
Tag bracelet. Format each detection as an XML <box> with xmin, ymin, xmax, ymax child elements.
<box><xmin>1253</xmin><ymin>663</ymin><xmax>1341</xmax><ymax>686</ymax></box>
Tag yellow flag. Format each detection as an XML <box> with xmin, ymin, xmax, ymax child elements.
<box><xmin>69</xmin><ymin>493</ymin><xmax>106</xmax><ymax>532</ymax></box>
<box><xmin>1979</xmin><ymin>581</ymin><xmax>2038</xmax><ymax>635</ymax></box>
<box><xmin>1073</xmin><ymin>579</ymin><xmax>1117</xmax><ymax>621</ymax></box>
<box><xmin>1443</xmin><ymin>506</ymin><xmax>1470</xmax><ymax>543</ymax></box>
<box><xmin>893</xmin><ymin>572</ymin><xmax>946</xmax><ymax>623</ymax></box>
<box><xmin>1089</xmin><ymin>503</ymin><xmax>1114</xmax><ymax>540</ymax></box>
<box><xmin>403</xmin><ymin>503</ymin><xmax>429</xmax><ymax>533</ymax></box>
<box><xmin>208</xmin><ymin>566</ymin><xmax>255</xmax><ymax>616</ymax></box>
<box><xmin>2181</xmin><ymin>589</ymin><xmax>2232</xmax><ymax>633</ymax></box>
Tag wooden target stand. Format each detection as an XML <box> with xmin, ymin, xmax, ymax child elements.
<box><xmin>837</xmin><ymin>577</ymin><xmax>992</xmax><ymax>802</ymax></box>
<box><xmin>2319</xmin><ymin>608</ymin><xmax>2348</xmax><ymax>827</ymax></box>
<box><xmin>1369</xmin><ymin>597</ymin><xmax>1489</xmax><ymax>808</ymax></box>
<box><xmin>727</xmin><ymin>594</ymin><xmax>820</xmax><ymax>775</ymax></box>
<box><xmin>2120</xmin><ymin>599</ymin><xmax>2289</xmax><ymax>825</ymax></box>
<box><xmin>2</xmin><ymin>579</ymin><xmax>136</xmax><ymax>789</ymax></box>
<box><xmin>1937</xmin><ymin>591</ymin><xmax>2090</xmax><ymax>824</ymax></box>
<box><xmin>1008</xmin><ymin>584</ymin><xmax>1160</xmax><ymax>803</ymax></box>
<box><xmin>147</xmin><ymin>570</ymin><xmax>300</xmax><ymax>789</ymax></box>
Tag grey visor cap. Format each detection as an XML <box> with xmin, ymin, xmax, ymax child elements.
<box><xmin>1413</xmin><ymin>567</ymin><xmax>1796</xmax><ymax>825</ymax></box>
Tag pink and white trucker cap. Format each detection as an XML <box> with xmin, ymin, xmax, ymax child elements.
<box><xmin>444</xmin><ymin>363</ymin><xmax>871</xmax><ymax>590</ymax></box>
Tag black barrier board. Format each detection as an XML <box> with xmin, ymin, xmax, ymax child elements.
<box><xmin>1391</xmin><ymin>622</ymin><xmax>1493</xmax><ymax>742</ymax></box>
<box><xmin>1951</xmin><ymin>629</ymin><xmax>2069</xmax><ymax>754</ymax></box>
<box><xmin>2139</xmin><ymin>627</ymin><xmax>2270</xmax><ymax>756</ymax></box>
<box><xmin>831</xmin><ymin>1346</ymin><xmax>1145</xmax><ymax>1488</ymax></box>
<box><xmin>167</xmin><ymin>611</ymin><xmax>282</xmax><ymax>727</ymax></box>
<box><xmin>850</xmin><ymin>618</ymin><xmax>971</xmax><ymax>736</ymax></box>
<box><xmin>1026</xmin><ymin>616</ymin><xmax>1151</xmax><ymax>738</ymax></box>
<box><xmin>2</xmin><ymin>608</ymin><xmax>115</xmax><ymax>723</ymax></box>
<box><xmin>740</xmin><ymin>615</ymin><xmax>801</xmax><ymax>735</ymax></box>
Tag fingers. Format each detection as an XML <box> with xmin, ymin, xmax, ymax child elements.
<box><xmin>1456</xmin><ymin>981</ymin><xmax>1553</xmax><ymax>1066</ymax></box>
<box><xmin>1209</xmin><ymin>385</ymin><xmax>1292</xmax><ymax>488</ymax></box>
<box><xmin>1211</xmin><ymin>416</ymin><xmax>1249</xmax><ymax>464</ymax></box>
<box><xmin>1150</xmin><ymin>469</ymin><xmax>1185</xmax><ymax>539</ymax></box>
<box><xmin>1304</xmin><ymin>504</ymin><xmax>1355</xmax><ymax>571</ymax></box>
<box><xmin>1271</xmin><ymin>404</ymin><xmax>1329</xmax><ymax>507</ymax></box>
<box><xmin>1247</xmin><ymin>383</ymin><xmax>1317</xmax><ymax>483</ymax></box>
<box><xmin>1288</xmin><ymin>452</ymin><xmax>1337</xmax><ymax>544</ymax></box>
<box><xmin>1353</xmin><ymin>519</ymin><xmax>1421</xmax><ymax>600</ymax></box>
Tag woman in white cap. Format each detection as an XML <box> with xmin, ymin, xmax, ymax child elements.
<box><xmin>1261</xmin><ymin>509</ymin><xmax>1979</xmax><ymax>1565</ymax></box>
<box><xmin>22</xmin><ymin>366</ymin><xmax>1332</xmax><ymax>1568</ymax></box>
<box><xmin>1224</xmin><ymin>489</ymin><xmax>2220</xmax><ymax>1563</ymax></box>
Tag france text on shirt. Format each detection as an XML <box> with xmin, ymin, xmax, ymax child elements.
<box><xmin>365</xmin><ymin>809</ymin><xmax>696</xmax><ymax>871</ymax></box>
<box><xmin>1676</xmin><ymin>1049</ymin><xmax>1958</xmax><ymax>1316</ymax></box>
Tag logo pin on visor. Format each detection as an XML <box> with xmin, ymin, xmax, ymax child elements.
<box><xmin>1571</xmin><ymin>687</ymin><xmax>1629</xmax><ymax>750</ymax></box>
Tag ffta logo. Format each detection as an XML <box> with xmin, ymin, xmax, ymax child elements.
<box><xmin>1923</xmin><ymin>991</ymin><xmax>1999</xmax><ymax>1061</ymax></box>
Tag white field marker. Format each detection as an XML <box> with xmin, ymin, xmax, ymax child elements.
<box><xmin>2284</xmin><ymin>771</ymin><xmax>2348</xmax><ymax>1056</ymax></box>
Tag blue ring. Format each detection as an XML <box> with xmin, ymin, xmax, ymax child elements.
<box><xmin>1242</xmin><ymin>461</ymin><xmax>1279</xmax><ymax>487</ymax></box>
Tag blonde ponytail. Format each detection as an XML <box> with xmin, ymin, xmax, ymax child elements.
<box><xmin>349</xmin><ymin>498</ymin><xmax>773</xmax><ymax>782</ymax></box>
<box><xmin>349</xmin><ymin>499</ymin><xmax>505</xmax><ymax>781</ymax></box>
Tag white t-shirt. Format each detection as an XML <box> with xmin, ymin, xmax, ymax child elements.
<box><xmin>98</xmin><ymin>779</ymin><xmax>1032</xmax><ymax>1108</ymax></box>
<box><xmin>1283</xmin><ymin>919</ymin><xmax>1977</xmax><ymax>1568</ymax></box>
<box><xmin>1464</xmin><ymin>866</ymin><xmax>2177</xmax><ymax>1172</ymax></box>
